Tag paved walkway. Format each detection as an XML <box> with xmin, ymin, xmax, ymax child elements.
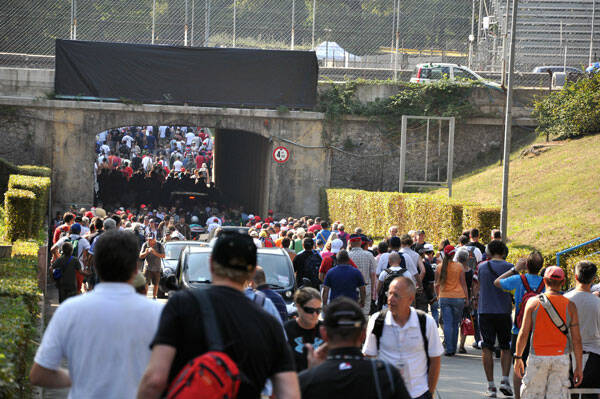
<box><xmin>41</xmin><ymin>284</ymin><xmax>511</xmax><ymax>399</ymax></box>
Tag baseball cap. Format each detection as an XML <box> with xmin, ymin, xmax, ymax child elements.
<box><xmin>212</xmin><ymin>232</ymin><xmax>257</xmax><ymax>272</ymax></box>
<box><xmin>323</xmin><ymin>297</ymin><xmax>366</xmax><ymax>328</ymax></box>
<box><xmin>544</xmin><ymin>266</ymin><xmax>565</xmax><ymax>281</ymax></box>
<box><xmin>70</xmin><ymin>223</ymin><xmax>81</xmax><ymax>234</ymax></box>
<box><xmin>349</xmin><ymin>233</ymin><xmax>362</xmax><ymax>242</ymax></box>
<box><xmin>422</xmin><ymin>243</ymin><xmax>435</xmax><ymax>253</ymax></box>
<box><xmin>443</xmin><ymin>245</ymin><xmax>456</xmax><ymax>257</ymax></box>
<box><xmin>331</xmin><ymin>239</ymin><xmax>344</xmax><ymax>254</ymax></box>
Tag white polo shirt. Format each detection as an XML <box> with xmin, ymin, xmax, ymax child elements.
<box><xmin>34</xmin><ymin>283</ymin><xmax>164</xmax><ymax>399</ymax></box>
<box><xmin>377</xmin><ymin>251</ymin><xmax>418</xmax><ymax>278</ymax></box>
<box><xmin>363</xmin><ymin>308</ymin><xmax>444</xmax><ymax>398</ymax></box>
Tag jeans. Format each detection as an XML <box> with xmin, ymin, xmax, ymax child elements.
<box><xmin>439</xmin><ymin>297</ymin><xmax>464</xmax><ymax>354</ymax></box>
<box><xmin>430</xmin><ymin>300</ymin><xmax>440</xmax><ymax>326</ymax></box>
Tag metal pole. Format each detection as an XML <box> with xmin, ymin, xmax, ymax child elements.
<box><xmin>184</xmin><ymin>0</ymin><xmax>189</xmax><ymax>46</ymax></box>
<box><xmin>394</xmin><ymin>0</ymin><xmax>400</xmax><ymax>80</ymax></box>
<box><xmin>291</xmin><ymin>0</ymin><xmax>296</xmax><ymax>50</ymax></box>
<box><xmin>468</xmin><ymin>0</ymin><xmax>476</xmax><ymax>68</ymax></box>
<box><xmin>447</xmin><ymin>118</ymin><xmax>455</xmax><ymax>198</ymax></box>
<box><xmin>70</xmin><ymin>0</ymin><xmax>74</xmax><ymax>40</ymax></box>
<box><xmin>399</xmin><ymin>115</ymin><xmax>408</xmax><ymax>192</ymax></box>
<box><xmin>564</xmin><ymin>45</ymin><xmax>567</xmax><ymax>73</ymax></box>
<box><xmin>500</xmin><ymin>0</ymin><xmax>510</xmax><ymax>87</ymax></box>
<box><xmin>424</xmin><ymin>119</ymin><xmax>430</xmax><ymax>182</ymax></box>
<box><xmin>152</xmin><ymin>0</ymin><xmax>156</xmax><ymax>44</ymax></box>
<box><xmin>73</xmin><ymin>0</ymin><xmax>77</xmax><ymax>40</ymax></box>
<box><xmin>191</xmin><ymin>0</ymin><xmax>195</xmax><ymax>46</ymax></box>
<box><xmin>590</xmin><ymin>0</ymin><xmax>596</xmax><ymax>65</ymax></box>
<box><xmin>437</xmin><ymin>120</ymin><xmax>442</xmax><ymax>181</ymax></box>
<box><xmin>233</xmin><ymin>0</ymin><xmax>236</xmax><ymax>47</ymax></box>
<box><xmin>477</xmin><ymin>0</ymin><xmax>484</xmax><ymax>44</ymax></box>
<box><xmin>204</xmin><ymin>0</ymin><xmax>210</xmax><ymax>46</ymax></box>
<box><xmin>390</xmin><ymin>0</ymin><xmax>397</xmax><ymax>70</ymax></box>
<box><xmin>500</xmin><ymin>0</ymin><xmax>518</xmax><ymax>242</ymax></box>
<box><xmin>311</xmin><ymin>0</ymin><xmax>316</xmax><ymax>49</ymax></box>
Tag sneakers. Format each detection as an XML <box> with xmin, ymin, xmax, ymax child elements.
<box><xmin>458</xmin><ymin>347</ymin><xmax>467</xmax><ymax>354</ymax></box>
<box><xmin>472</xmin><ymin>342</ymin><xmax>481</xmax><ymax>350</ymax></box>
<box><xmin>499</xmin><ymin>382</ymin><xmax>513</xmax><ymax>397</ymax></box>
<box><xmin>486</xmin><ymin>386</ymin><xmax>497</xmax><ymax>398</ymax></box>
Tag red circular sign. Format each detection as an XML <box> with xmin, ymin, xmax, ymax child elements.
<box><xmin>272</xmin><ymin>146</ymin><xmax>290</xmax><ymax>163</ymax></box>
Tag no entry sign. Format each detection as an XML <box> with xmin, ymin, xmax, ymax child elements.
<box><xmin>273</xmin><ymin>146</ymin><xmax>290</xmax><ymax>163</ymax></box>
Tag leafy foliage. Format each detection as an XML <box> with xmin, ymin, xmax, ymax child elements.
<box><xmin>8</xmin><ymin>175</ymin><xmax>51</xmax><ymax>233</ymax></box>
<box><xmin>533</xmin><ymin>73</ymin><xmax>600</xmax><ymax>140</ymax></box>
<box><xmin>462</xmin><ymin>206</ymin><xmax>501</xmax><ymax>245</ymax></box>
<box><xmin>322</xmin><ymin>188</ymin><xmax>499</xmax><ymax>246</ymax></box>
<box><xmin>4</xmin><ymin>190</ymin><xmax>36</xmax><ymax>242</ymax></box>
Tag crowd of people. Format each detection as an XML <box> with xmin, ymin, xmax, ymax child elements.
<box><xmin>94</xmin><ymin>126</ymin><xmax>219</xmax><ymax>209</ymax></box>
<box><xmin>32</xmin><ymin>206</ymin><xmax>600</xmax><ymax>399</ymax></box>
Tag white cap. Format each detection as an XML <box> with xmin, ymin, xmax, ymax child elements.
<box><xmin>423</xmin><ymin>243</ymin><xmax>435</xmax><ymax>252</ymax></box>
<box><xmin>280</xmin><ymin>218</ymin><xmax>288</xmax><ymax>225</ymax></box>
<box><xmin>331</xmin><ymin>239</ymin><xmax>344</xmax><ymax>254</ymax></box>
<box><xmin>248</xmin><ymin>214</ymin><xmax>254</xmax><ymax>219</ymax></box>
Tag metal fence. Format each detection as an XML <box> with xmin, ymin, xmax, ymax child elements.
<box><xmin>0</xmin><ymin>0</ymin><xmax>598</xmax><ymax>84</ymax></box>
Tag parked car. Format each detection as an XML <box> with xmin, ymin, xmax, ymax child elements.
<box><xmin>410</xmin><ymin>63</ymin><xmax>500</xmax><ymax>88</ymax></box>
<box><xmin>586</xmin><ymin>62</ymin><xmax>600</xmax><ymax>73</ymax></box>
<box><xmin>168</xmin><ymin>246</ymin><xmax>297</xmax><ymax>315</ymax></box>
<box><xmin>158</xmin><ymin>240</ymin><xmax>210</xmax><ymax>298</ymax></box>
<box><xmin>532</xmin><ymin>66</ymin><xmax>583</xmax><ymax>75</ymax></box>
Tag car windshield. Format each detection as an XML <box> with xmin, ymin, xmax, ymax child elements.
<box><xmin>420</xmin><ymin>66</ymin><xmax>450</xmax><ymax>79</ymax></box>
<box><xmin>185</xmin><ymin>252</ymin><xmax>293</xmax><ymax>287</ymax></box>
<box><xmin>454</xmin><ymin>68</ymin><xmax>479</xmax><ymax>81</ymax></box>
<box><xmin>165</xmin><ymin>243</ymin><xmax>190</xmax><ymax>260</ymax></box>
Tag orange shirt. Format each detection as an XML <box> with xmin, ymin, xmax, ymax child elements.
<box><xmin>531</xmin><ymin>294</ymin><xmax>571</xmax><ymax>356</ymax></box>
<box><xmin>439</xmin><ymin>262</ymin><xmax>465</xmax><ymax>299</ymax></box>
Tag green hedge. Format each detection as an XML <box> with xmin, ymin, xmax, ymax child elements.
<box><xmin>462</xmin><ymin>206</ymin><xmax>501</xmax><ymax>245</ymax></box>
<box><xmin>16</xmin><ymin>166</ymin><xmax>51</xmax><ymax>178</ymax></box>
<box><xmin>4</xmin><ymin>190</ymin><xmax>36</xmax><ymax>242</ymax></box>
<box><xmin>8</xmin><ymin>175</ymin><xmax>51</xmax><ymax>233</ymax></box>
<box><xmin>323</xmin><ymin>188</ymin><xmax>499</xmax><ymax>246</ymax></box>
<box><xmin>0</xmin><ymin>254</ymin><xmax>40</xmax><ymax>399</ymax></box>
<box><xmin>0</xmin><ymin>157</ymin><xmax>51</xmax><ymax>204</ymax></box>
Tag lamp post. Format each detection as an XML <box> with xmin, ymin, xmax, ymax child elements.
<box><xmin>311</xmin><ymin>0</ymin><xmax>316</xmax><ymax>49</ymax></box>
<box><xmin>151</xmin><ymin>0</ymin><xmax>156</xmax><ymax>44</ymax></box>
<box><xmin>233</xmin><ymin>0</ymin><xmax>236</xmax><ymax>47</ymax></box>
<box><xmin>468</xmin><ymin>0</ymin><xmax>476</xmax><ymax>68</ymax></box>
<box><xmin>590</xmin><ymin>0</ymin><xmax>596</xmax><ymax>65</ymax></box>
<box><xmin>500</xmin><ymin>0</ymin><xmax>519</xmax><ymax>242</ymax></box>
<box><xmin>291</xmin><ymin>0</ymin><xmax>296</xmax><ymax>50</ymax></box>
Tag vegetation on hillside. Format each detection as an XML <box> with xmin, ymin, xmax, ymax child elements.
<box><xmin>433</xmin><ymin>134</ymin><xmax>600</xmax><ymax>254</ymax></box>
<box><xmin>533</xmin><ymin>73</ymin><xmax>600</xmax><ymax>140</ymax></box>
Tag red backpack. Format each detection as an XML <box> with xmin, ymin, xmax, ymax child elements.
<box><xmin>515</xmin><ymin>275</ymin><xmax>545</xmax><ymax>328</ymax></box>
<box><xmin>166</xmin><ymin>289</ymin><xmax>241</xmax><ymax>399</ymax></box>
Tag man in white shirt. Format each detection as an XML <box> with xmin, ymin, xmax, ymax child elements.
<box><xmin>100</xmin><ymin>143</ymin><xmax>110</xmax><ymax>155</ymax></box>
<box><xmin>399</xmin><ymin>234</ymin><xmax>425</xmax><ymax>284</ymax></box>
<box><xmin>363</xmin><ymin>277</ymin><xmax>443</xmax><ymax>399</ymax></box>
<box><xmin>172</xmin><ymin>156</ymin><xmax>183</xmax><ymax>171</ymax></box>
<box><xmin>122</xmin><ymin>133</ymin><xmax>135</xmax><ymax>149</ymax></box>
<box><xmin>185</xmin><ymin>130</ymin><xmax>196</xmax><ymax>146</ymax></box>
<box><xmin>203</xmin><ymin>136</ymin><xmax>213</xmax><ymax>151</ymax></box>
<box><xmin>377</xmin><ymin>236</ymin><xmax>417</xmax><ymax>278</ymax></box>
<box><xmin>51</xmin><ymin>223</ymin><xmax>91</xmax><ymax>270</ymax></box>
<box><xmin>30</xmin><ymin>230</ymin><xmax>164</xmax><ymax>399</ymax></box>
<box><xmin>142</xmin><ymin>154</ymin><xmax>153</xmax><ymax>172</ymax></box>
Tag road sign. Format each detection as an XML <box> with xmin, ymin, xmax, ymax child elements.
<box><xmin>273</xmin><ymin>146</ymin><xmax>290</xmax><ymax>163</ymax></box>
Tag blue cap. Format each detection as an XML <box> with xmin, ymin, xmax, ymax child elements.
<box><xmin>70</xmin><ymin>223</ymin><xmax>81</xmax><ymax>234</ymax></box>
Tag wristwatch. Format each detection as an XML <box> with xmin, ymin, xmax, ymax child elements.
<box><xmin>513</xmin><ymin>355</ymin><xmax>522</xmax><ymax>359</ymax></box>
<box><xmin>510</xmin><ymin>267</ymin><xmax>517</xmax><ymax>274</ymax></box>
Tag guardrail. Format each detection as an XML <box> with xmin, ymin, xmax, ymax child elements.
<box><xmin>569</xmin><ymin>388</ymin><xmax>600</xmax><ymax>398</ymax></box>
<box><xmin>556</xmin><ymin>237</ymin><xmax>600</xmax><ymax>267</ymax></box>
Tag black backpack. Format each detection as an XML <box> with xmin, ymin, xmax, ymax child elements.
<box><xmin>465</xmin><ymin>246</ymin><xmax>479</xmax><ymax>271</ymax></box>
<box><xmin>377</xmin><ymin>267</ymin><xmax>407</xmax><ymax>310</ymax></box>
<box><xmin>372</xmin><ymin>308</ymin><xmax>430</xmax><ymax>371</ymax></box>
<box><xmin>303</xmin><ymin>250</ymin><xmax>323</xmax><ymax>289</ymax></box>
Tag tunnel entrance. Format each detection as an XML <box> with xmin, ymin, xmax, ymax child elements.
<box><xmin>214</xmin><ymin>129</ymin><xmax>271</xmax><ymax>214</ymax></box>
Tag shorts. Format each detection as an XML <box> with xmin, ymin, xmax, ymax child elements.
<box><xmin>144</xmin><ymin>269</ymin><xmax>160</xmax><ymax>286</ymax></box>
<box><xmin>575</xmin><ymin>352</ymin><xmax>600</xmax><ymax>389</ymax></box>
<box><xmin>479</xmin><ymin>313</ymin><xmax>512</xmax><ymax>350</ymax></box>
<box><xmin>521</xmin><ymin>354</ymin><xmax>570</xmax><ymax>399</ymax></box>
<box><xmin>511</xmin><ymin>333</ymin><xmax>531</xmax><ymax>365</ymax></box>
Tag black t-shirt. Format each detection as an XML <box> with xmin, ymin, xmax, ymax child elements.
<box><xmin>52</xmin><ymin>255</ymin><xmax>81</xmax><ymax>290</ymax></box>
<box><xmin>151</xmin><ymin>286</ymin><xmax>295</xmax><ymax>398</ymax></box>
<box><xmin>469</xmin><ymin>241</ymin><xmax>486</xmax><ymax>254</ymax></box>
<box><xmin>283</xmin><ymin>319</ymin><xmax>324</xmax><ymax>372</ymax></box>
<box><xmin>299</xmin><ymin>347</ymin><xmax>411</xmax><ymax>399</ymax></box>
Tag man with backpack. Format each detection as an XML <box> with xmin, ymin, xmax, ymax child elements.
<box><xmin>51</xmin><ymin>223</ymin><xmax>91</xmax><ymax>295</ymax></box>
<box><xmin>348</xmin><ymin>233</ymin><xmax>378</xmax><ymax>316</ymax></box>
<box><xmin>514</xmin><ymin>266</ymin><xmax>584</xmax><ymax>399</ymax></box>
<box><xmin>322</xmin><ymin>250</ymin><xmax>366</xmax><ymax>309</ymax></box>
<box><xmin>363</xmin><ymin>277</ymin><xmax>443</xmax><ymax>399</ymax></box>
<box><xmin>377</xmin><ymin>252</ymin><xmax>412</xmax><ymax>311</ymax></box>
<box><xmin>293</xmin><ymin>238</ymin><xmax>323</xmax><ymax>289</ymax></box>
<box><xmin>494</xmin><ymin>251</ymin><xmax>544</xmax><ymax>399</ymax></box>
<box><xmin>138</xmin><ymin>232</ymin><xmax>299</xmax><ymax>399</ymax></box>
<box><xmin>299</xmin><ymin>297</ymin><xmax>411</xmax><ymax>399</ymax></box>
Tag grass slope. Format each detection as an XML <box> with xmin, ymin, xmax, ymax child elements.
<box><xmin>433</xmin><ymin>135</ymin><xmax>600</xmax><ymax>253</ymax></box>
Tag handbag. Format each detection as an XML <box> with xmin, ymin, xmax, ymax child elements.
<box><xmin>460</xmin><ymin>316</ymin><xmax>475</xmax><ymax>336</ymax></box>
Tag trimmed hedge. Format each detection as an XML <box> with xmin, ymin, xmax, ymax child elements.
<box><xmin>16</xmin><ymin>166</ymin><xmax>51</xmax><ymax>178</ymax></box>
<box><xmin>462</xmin><ymin>206</ymin><xmax>501</xmax><ymax>245</ymax></box>
<box><xmin>0</xmin><ymin>157</ymin><xmax>51</xmax><ymax>204</ymax></box>
<box><xmin>8</xmin><ymin>175</ymin><xmax>51</xmax><ymax>233</ymax></box>
<box><xmin>0</xmin><ymin>254</ymin><xmax>40</xmax><ymax>399</ymax></box>
<box><xmin>323</xmin><ymin>188</ymin><xmax>499</xmax><ymax>246</ymax></box>
<box><xmin>4</xmin><ymin>189</ymin><xmax>36</xmax><ymax>242</ymax></box>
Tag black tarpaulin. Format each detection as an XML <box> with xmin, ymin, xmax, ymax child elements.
<box><xmin>54</xmin><ymin>40</ymin><xmax>318</xmax><ymax>109</ymax></box>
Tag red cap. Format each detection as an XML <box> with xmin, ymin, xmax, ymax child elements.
<box><xmin>128</xmin><ymin>214</ymin><xmax>135</xmax><ymax>220</ymax></box>
<box><xmin>544</xmin><ymin>266</ymin><xmax>565</xmax><ymax>281</ymax></box>
<box><xmin>140</xmin><ymin>204</ymin><xmax>146</xmax><ymax>209</ymax></box>
<box><xmin>85</xmin><ymin>211</ymin><xmax>94</xmax><ymax>219</ymax></box>
<box><xmin>443</xmin><ymin>245</ymin><xmax>456</xmax><ymax>257</ymax></box>
<box><xmin>255</xmin><ymin>223</ymin><xmax>262</xmax><ymax>229</ymax></box>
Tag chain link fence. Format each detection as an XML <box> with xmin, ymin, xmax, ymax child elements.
<box><xmin>0</xmin><ymin>0</ymin><xmax>598</xmax><ymax>86</ymax></box>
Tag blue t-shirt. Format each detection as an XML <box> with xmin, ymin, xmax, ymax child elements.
<box><xmin>316</xmin><ymin>229</ymin><xmax>331</xmax><ymax>243</ymax></box>
<box><xmin>146</xmin><ymin>134</ymin><xmax>156</xmax><ymax>149</ymax></box>
<box><xmin>500</xmin><ymin>273</ymin><xmax>544</xmax><ymax>334</ymax></box>
<box><xmin>323</xmin><ymin>264</ymin><xmax>365</xmax><ymax>301</ymax></box>
<box><xmin>477</xmin><ymin>259</ymin><xmax>514</xmax><ymax>314</ymax></box>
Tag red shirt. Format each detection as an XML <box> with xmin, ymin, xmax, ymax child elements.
<box><xmin>122</xmin><ymin>166</ymin><xmax>133</xmax><ymax>179</ymax></box>
<box><xmin>319</xmin><ymin>255</ymin><xmax>357</xmax><ymax>276</ymax></box>
<box><xmin>308</xmin><ymin>224</ymin><xmax>322</xmax><ymax>233</ymax></box>
<box><xmin>53</xmin><ymin>224</ymin><xmax>70</xmax><ymax>244</ymax></box>
<box><xmin>195</xmin><ymin>154</ymin><xmax>205</xmax><ymax>169</ymax></box>
<box><xmin>264</xmin><ymin>216</ymin><xmax>274</xmax><ymax>224</ymax></box>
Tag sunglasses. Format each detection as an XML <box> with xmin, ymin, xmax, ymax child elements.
<box><xmin>302</xmin><ymin>306</ymin><xmax>322</xmax><ymax>315</ymax></box>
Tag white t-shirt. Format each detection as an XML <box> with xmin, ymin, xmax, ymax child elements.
<box><xmin>173</xmin><ymin>160</ymin><xmax>183</xmax><ymax>171</ymax></box>
<box><xmin>206</xmin><ymin>216</ymin><xmax>222</xmax><ymax>227</ymax></box>
<box><xmin>203</xmin><ymin>137</ymin><xmax>213</xmax><ymax>151</ymax></box>
<box><xmin>121</xmin><ymin>135</ymin><xmax>134</xmax><ymax>148</ymax></box>
<box><xmin>146</xmin><ymin>125</ymin><xmax>153</xmax><ymax>133</ymax></box>
<box><xmin>142</xmin><ymin>156</ymin><xmax>153</xmax><ymax>171</ymax></box>
<box><xmin>34</xmin><ymin>283</ymin><xmax>164</xmax><ymax>399</ymax></box>
<box><xmin>97</xmin><ymin>131</ymin><xmax>107</xmax><ymax>143</ymax></box>
<box><xmin>100</xmin><ymin>144</ymin><xmax>110</xmax><ymax>155</ymax></box>
<box><xmin>377</xmin><ymin>251</ymin><xmax>417</xmax><ymax>278</ymax></box>
<box><xmin>159</xmin><ymin>126</ymin><xmax>167</xmax><ymax>138</ymax></box>
<box><xmin>363</xmin><ymin>308</ymin><xmax>444</xmax><ymax>398</ymax></box>
<box><xmin>379</xmin><ymin>265</ymin><xmax>413</xmax><ymax>283</ymax></box>
<box><xmin>185</xmin><ymin>132</ymin><xmax>196</xmax><ymax>146</ymax></box>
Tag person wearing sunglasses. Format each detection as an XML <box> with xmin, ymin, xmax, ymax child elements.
<box><xmin>284</xmin><ymin>287</ymin><xmax>324</xmax><ymax>371</ymax></box>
